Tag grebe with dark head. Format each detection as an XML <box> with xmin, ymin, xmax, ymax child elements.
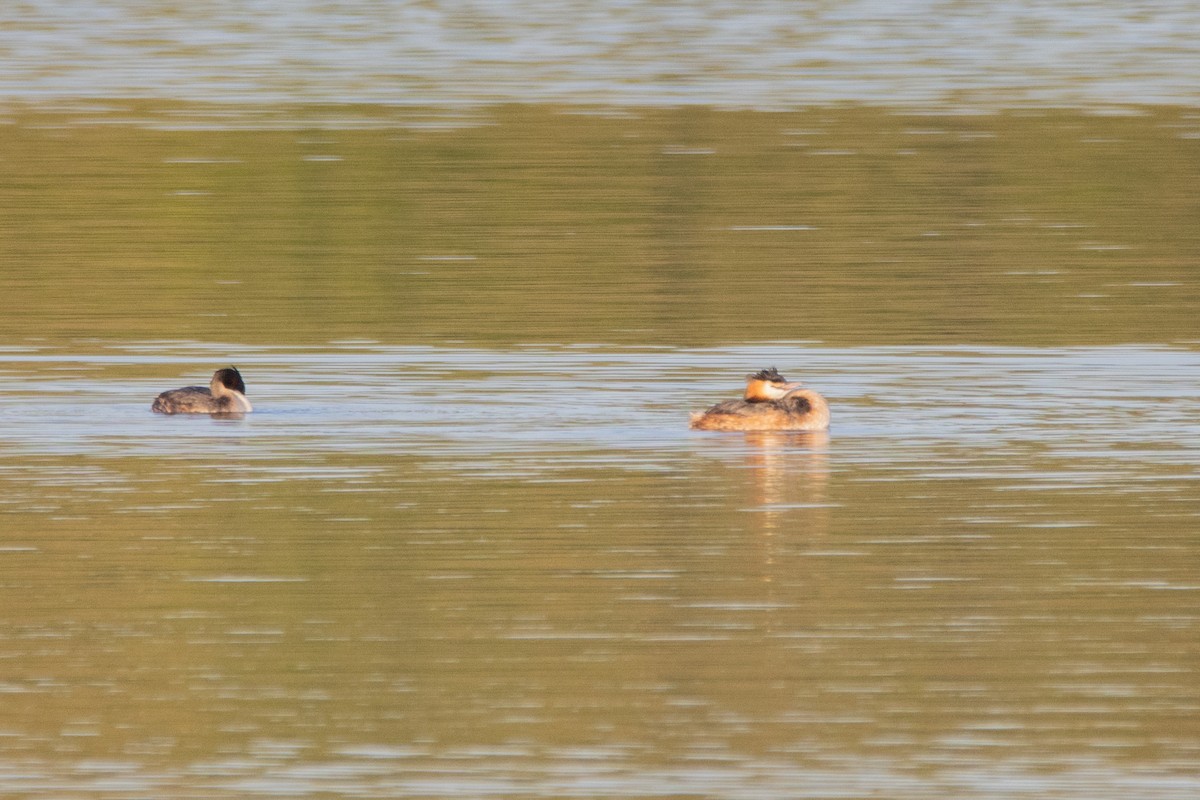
<box><xmin>151</xmin><ymin>367</ymin><xmax>252</xmax><ymax>415</ymax></box>
<box><xmin>690</xmin><ymin>367</ymin><xmax>829</xmax><ymax>431</ymax></box>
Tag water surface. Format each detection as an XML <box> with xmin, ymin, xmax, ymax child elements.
<box><xmin>0</xmin><ymin>19</ymin><xmax>1197</xmax><ymax>790</ymax></box>
<box><xmin>1</xmin><ymin>343</ymin><xmax>1198</xmax><ymax>797</ymax></box>
<box><xmin>2</xmin><ymin>104</ymin><xmax>1198</xmax><ymax>346</ymax></box>
<box><xmin>2</xmin><ymin>1</ymin><xmax>1198</xmax><ymax>107</ymax></box>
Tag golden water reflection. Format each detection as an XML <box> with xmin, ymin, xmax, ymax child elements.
<box><xmin>0</xmin><ymin>344</ymin><xmax>1197</xmax><ymax>797</ymax></box>
<box><xmin>1</xmin><ymin>98</ymin><xmax>1198</xmax><ymax>797</ymax></box>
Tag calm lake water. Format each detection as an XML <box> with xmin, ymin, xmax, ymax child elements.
<box><xmin>1</xmin><ymin>342</ymin><xmax>1199</xmax><ymax>798</ymax></box>
<box><xmin>2</xmin><ymin>3</ymin><xmax>1200</xmax><ymax>798</ymax></box>
<box><xmin>2</xmin><ymin>1</ymin><xmax>1199</xmax><ymax>107</ymax></box>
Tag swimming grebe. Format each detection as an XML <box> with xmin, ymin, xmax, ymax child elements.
<box><xmin>151</xmin><ymin>367</ymin><xmax>253</xmax><ymax>414</ymax></box>
<box><xmin>690</xmin><ymin>367</ymin><xmax>829</xmax><ymax>431</ymax></box>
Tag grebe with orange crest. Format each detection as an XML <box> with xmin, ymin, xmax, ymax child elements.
<box><xmin>690</xmin><ymin>367</ymin><xmax>829</xmax><ymax>431</ymax></box>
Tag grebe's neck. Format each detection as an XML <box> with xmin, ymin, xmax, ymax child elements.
<box><xmin>210</xmin><ymin>375</ymin><xmax>253</xmax><ymax>412</ymax></box>
<box><xmin>783</xmin><ymin>388</ymin><xmax>829</xmax><ymax>428</ymax></box>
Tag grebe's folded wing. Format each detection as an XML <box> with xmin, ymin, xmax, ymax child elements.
<box><xmin>151</xmin><ymin>386</ymin><xmax>212</xmax><ymax>414</ymax></box>
<box><xmin>700</xmin><ymin>399</ymin><xmax>759</xmax><ymax>417</ymax></box>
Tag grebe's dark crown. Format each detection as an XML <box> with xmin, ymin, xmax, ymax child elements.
<box><xmin>215</xmin><ymin>366</ymin><xmax>246</xmax><ymax>394</ymax></box>
<box><xmin>747</xmin><ymin>367</ymin><xmax>787</xmax><ymax>383</ymax></box>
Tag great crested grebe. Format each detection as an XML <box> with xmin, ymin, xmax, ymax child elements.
<box><xmin>151</xmin><ymin>367</ymin><xmax>253</xmax><ymax>415</ymax></box>
<box><xmin>690</xmin><ymin>367</ymin><xmax>829</xmax><ymax>431</ymax></box>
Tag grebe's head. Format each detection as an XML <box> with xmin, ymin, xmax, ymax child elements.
<box><xmin>744</xmin><ymin>367</ymin><xmax>801</xmax><ymax>401</ymax></box>
<box><xmin>211</xmin><ymin>367</ymin><xmax>247</xmax><ymax>396</ymax></box>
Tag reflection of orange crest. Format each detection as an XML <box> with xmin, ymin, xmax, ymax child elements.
<box><xmin>740</xmin><ymin>431</ymin><xmax>832</xmax><ymax>588</ymax></box>
<box><xmin>744</xmin><ymin>430</ymin><xmax>830</xmax><ymax>521</ymax></box>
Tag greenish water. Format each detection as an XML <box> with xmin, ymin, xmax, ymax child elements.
<box><xmin>0</xmin><ymin>103</ymin><xmax>1198</xmax><ymax>799</ymax></box>
<box><xmin>3</xmin><ymin>103</ymin><xmax>1197</xmax><ymax>347</ymax></box>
